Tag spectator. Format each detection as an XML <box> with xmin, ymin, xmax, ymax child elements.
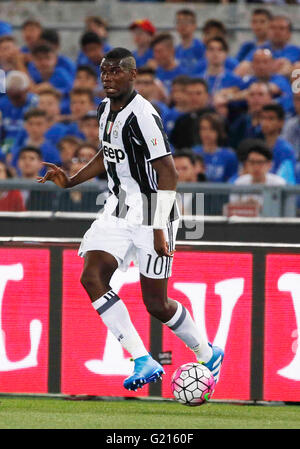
<box><xmin>20</xmin><ymin>19</ymin><xmax>42</xmax><ymax>56</ymax></box>
<box><xmin>11</xmin><ymin>108</ymin><xmax>61</xmax><ymax>170</ymax></box>
<box><xmin>70</xmin><ymin>87</ymin><xmax>95</xmax><ymax>120</ymax></box>
<box><xmin>281</xmin><ymin>90</ymin><xmax>300</xmax><ymax>159</ymax></box>
<box><xmin>193</xmin><ymin>112</ymin><xmax>238</xmax><ymax>182</ymax></box>
<box><xmin>151</xmin><ymin>33</ymin><xmax>188</xmax><ymax>95</ymax></box>
<box><xmin>57</xmin><ymin>136</ymin><xmax>82</xmax><ymax>172</ymax></box>
<box><xmin>0</xmin><ymin>161</ymin><xmax>25</xmax><ymax>212</ymax></box>
<box><xmin>0</xmin><ymin>71</ymin><xmax>38</xmax><ymax>157</ymax></box>
<box><xmin>134</xmin><ymin>67</ymin><xmax>170</xmax><ymax>127</ymax></box>
<box><xmin>170</xmin><ymin>78</ymin><xmax>213</xmax><ymax>149</ymax></box>
<box><xmin>18</xmin><ymin>145</ymin><xmax>43</xmax><ymax>180</ymax></box>
<box><xmin>79</xmin><ymin>111</ymin><xmax>100</xmax><ymax>147</ymax></box>
<box><xmin>212</xmin><ymin>91</ymin><xmax>229</xmax><ymax>121</ymax></box>
<box><xmin>28</xmin><ymin>44</ymin><xmax>74</xmax><ymax>97</ymax></box>
<box><xmin>76</xmin><ymin>16</ymin><xmax>111</xmax><ymax>68</ymax></box>
<box><xmin>230</xmin><ymin>143</ymin><xmax>286</xmax><ymax>210</ymax></box>
<box><xmin>194</xmin><ymin>36</ymin><xmax>244</xmax><ymax>98</ymax></box>
<box><xmin>85</xmin><ymin>16</ymin><xmax>111</xmax><ymax>53</ymax></box>
<box><xmin>17</xmin><ymin>146</ymin><xmax>54</xmax><ymax>211</ymax></box>
<box><xmin>0</xmin><ymin>35</ymin><xmax>27</xmax><ymax>74</ymax></box>
<box><xmin>242</xmin><ymin>49</ymin><xmax>293</xmax><ymax>114</ymax></box>
<box><xmin>38</xmin><ymin>28</ymin><xmax>76</xmax><ymax>78</ymax></box>
<box><xmin>75</xmin><ymin>142</ymin><xmax>98</xmax><ymax>163</ymax></box>
<box><xmin>64</xmin><ymin>87</ymin><xmax>95</xmax><ymax>138</ymax></box>
<box><xmin>175</xmin><ymin>9</ymin><xmax>205</xmax><ymax>72</ymax></box>
<box><xmin>78</xmin><ymin>31</ymin><xmax>105</xmax><ymax>79</ymax></box>
<box><xmin>236</xmin><ymin>8</ymin><xmax>272</xmax><ymax>62</ymax></box>
<box><xmin>57</xmin><ymin>158</ymin><xmax>100</xmax><ymax>212</ymax></box>
<box><xmin>135</xmin><ymin>66</ymin><xmax>167</xmax><ymax>104</ymax></box>
<box><xmin>260</xmin><ymin>103</ymin><xmax>296</xmax><ymax>183</ymax></box>
<box><xmin>73</xmin><ymin>65</ymin><xmax>103</xmax><ymax>105</ymax></box>
<box><xmin>37</xmin><ymin>88</ymin><xmax>71</xmax><ymax>145</ymax></box>
<box><xmin>173</xmin><ymin>150</ymin><xmax>198</xmax><ymax>182</ymax></box>
<box><xmin>202</xmin><ymin>19</ymin><xmax>227</xmax><ymax>46</ymax></box>
<box><xmin>75</xmin><ymin>140</ymin><xmax>107</xmax><ymax>181</ymax></box>
<box><xmin>169</xmin><ymin>75</ymin><xmax>190</xmax><ymax>111</ymax></box>
<box><xmin>237</xmin><ymin>15</ymin><xmax>300</xmax><ymax>77</ymax></box>
<box><xmin>129</xmin><ymin>19</ymin><xmax>156</xmax><ymax>68</ymax></box>
<box><xmin>228</xmin><ymin>81</ymin><xmax>272</xmax><ymax>150</ymax></box>
<box><xmin>229</xmin><ymin>138</ymin><xmax>257</xmax><ymax>182</ymax></box>
<box><xmin>173</xmin><ymin>150</ymin><xmax>202</xmax><ymax>215</ymax></box>
<box><xmin>199</xmin><ymin>19</ymin><xmax>238</xmax><ymax>72</ymax></box>
<box><xmin>164</xmin><ymin>75</ymin><xmax>191</xmax><ymax>136</ymax></box>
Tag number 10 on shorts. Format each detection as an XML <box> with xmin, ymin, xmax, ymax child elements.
<box><xmin>145</xmin><ymin>253</ymin><xmax>173</xmax><ymax>279</ymax></box>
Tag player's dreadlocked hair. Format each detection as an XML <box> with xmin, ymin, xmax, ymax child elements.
<box><xmin>104</xmin><ymin>47</ymin><xmax>136</xmax><ymax>70</ymax></box>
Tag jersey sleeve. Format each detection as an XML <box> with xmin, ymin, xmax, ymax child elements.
<box><xmin>136</xmin><ymin>110</ymin><xmax>172</xmax><ymax>162</ymax></box>
<box><xmin>97</xmin><ymin>101</ymin><xmax>106</xmax><ymax>123</ymax></box>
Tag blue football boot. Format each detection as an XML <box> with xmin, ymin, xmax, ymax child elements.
<box><xmin>201</xmin><ymin>343</ymin><xmax>224</xmax><ymax>384</ymax></box>
<box><xmin>123</xmin><ymin>355</ymin><xmax>164</xmax><ymax>391</ymax></box>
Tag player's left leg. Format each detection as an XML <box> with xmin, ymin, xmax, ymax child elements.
<box><xmin>140</xmin><ymin>274</ymin><xmax>213</xmax><ymax>363</ymax></box>
<box><xmin>140</xmin><ymin>275</ymin><xmax>224</xmax><ymax>385</ymax></box>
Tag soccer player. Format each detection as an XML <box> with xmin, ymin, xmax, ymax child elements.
<box><xmin>37</xmin><ymin>48</ymin><xmax>224</xmax><ymax>390</ymax></box>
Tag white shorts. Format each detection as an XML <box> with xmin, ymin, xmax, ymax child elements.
<box><xmin>78</xmin><ymin>213</ymin><xmax>179</xmax><ymax>279</ymax></box>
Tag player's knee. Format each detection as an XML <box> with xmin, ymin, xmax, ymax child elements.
<box><xmin>144</xmin><ymin>297</ymin><xmax>169</xmax><ymax>319</ymax></box>
<box><xmin>80</xmin><ymin>269</ymin><xmax>100</xmax><ymax>293</ymax></box>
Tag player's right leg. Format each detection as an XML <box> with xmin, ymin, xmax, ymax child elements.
<box><xmin>80</xmin><ymin>250</ymin><xmax>149</xmax><ymax>365</ymax></box>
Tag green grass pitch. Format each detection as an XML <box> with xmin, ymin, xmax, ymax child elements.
<box><xmin>0</xmin><ymin>396</ymin><xmax>299</xmax><ymax>429</ymax></box>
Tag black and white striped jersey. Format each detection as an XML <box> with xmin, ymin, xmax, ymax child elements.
<box><xmin>97</xmin><ymin>91</ymin><xmax>179</xmax><ymax>225</ymax></box>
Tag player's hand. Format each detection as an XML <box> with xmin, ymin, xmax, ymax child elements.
<box><xmin>153</xmin><ymin>229</ymin><xmax>175</xmax><ymax>258</ymax></box>
<box><xmin>36</xmin><ymin>162</ymin><xmax>70</xmax><ymax>188</ymax></box>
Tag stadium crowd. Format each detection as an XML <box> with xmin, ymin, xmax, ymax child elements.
<box><xmin>0</xmin><ymin>9</ymin><xmax>299</xmax><ymax>213</ymax></box>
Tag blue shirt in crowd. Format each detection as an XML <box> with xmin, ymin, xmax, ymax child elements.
<box><xmin>270</xmin><ymin>136</ymin><xmax>296</xmax><ymax>183</ymax></box>
<box><xmin>192</xmin><ymin>56</ymin><xmax>239</xmax><ymax>75</ymax></box>
<box><xmin>175</xmin><ymin>38</ymin><xmax>206</xmax><ymax>72</ymax></box>
<box><xmin>192</xmin><ymin>145</ymin><xmax>239</xmax><ymax>182</ymax></box>
<box><xmin>195</xmin><ymin>70</ymin><xmax>244</xmax><ymax>96</ymax></box>
<box><xmin>0</xmin><ymin>21</ymin><xmax>12</xmax><ymax>37</ymax></box>
<box><xmin>132</xmin><ymin>48</ymin><xmax>154</xmax><ymax>68</ymax></box>
<box><xmin>163</xmin><ymin>107</ymin><xmax>184</xmax><ymax>137</ymax></box>
<box><xmin>246</xmin><ymin>42</ymin><xmax>300</xmax><ymax>63</ymax></box>
<box><xmin>11</xmin><ymin>130</ymin><xmax>61</xmax><ymax>171</ymax></box>
<box><xmin>242</xmin><ymin>74</ymin><xmax>294</xmax><ymax>114</ymax></box>
<box><xmin>0</xmin><ymin>92</ymin><xmax>39</xmax><ymax>153</ymax></box>
<box><xmin>26</xmin><ymin>54</ymin><xmax>75</xmax><ymax>78</ymax></box>
<box><xmin>155</xmin><ymin>64</ymin><xmax>188</xmax><ymax>94</ymax></box>
<box><xmin>281</xmin><ymin>116</ymin><xmax>300</xmax><ymax>159</ymax></box>
<box><xmin>236</xmin><ymin>40</ymin><xmax>268</xmax><ymax>62</ymax></box>
<box><xmin>44</xmin><ymin>122</ymin><xmax>73</xmax><ymax>146</ymax></box>
<box><xmin>27</xmin><ymin>64</ymin><xmax>74</xmax><ymax>96</ymax></box>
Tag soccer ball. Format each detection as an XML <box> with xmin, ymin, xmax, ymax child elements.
<box><xmin>171</xmin><ymin>363</ymin><xmax>215</xmax><ymax>406</ymax></box>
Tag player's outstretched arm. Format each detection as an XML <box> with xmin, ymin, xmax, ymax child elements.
<box><xmin>151</xmin><ymin>155</ymin><xmax>178</xmax><ymax>258</ymax></box>
<box><xmin>37</xmin><ymin>150</ymin><xmax>105</xmax><ymax>188</ymax></box>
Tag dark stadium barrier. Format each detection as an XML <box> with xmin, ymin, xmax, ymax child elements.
<box><xmin>1</xmin><ymin>239</ymin><xmax>300</xmax><ymax>403</ymax></box>
<box><xmin>2</xmin><ymin>212</ymin><xmax>300</xmax><ymax>244</ymax></box>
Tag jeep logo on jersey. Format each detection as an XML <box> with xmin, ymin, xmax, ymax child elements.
<box><xmin>102</xmin><ymin>142</ymin><xmax>126</xmax><ymax>164</ymax></box>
